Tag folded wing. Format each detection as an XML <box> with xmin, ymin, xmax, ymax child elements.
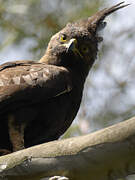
<box><xmin>0</xmin><ymin>60</ymin><xmax>72</xmax><ymax>113</ymax></box>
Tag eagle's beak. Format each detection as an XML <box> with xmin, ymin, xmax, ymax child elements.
<box><xmin>66</xmin><ymin>38</ymin><xmax>77</xmax><ymax>51</ymax></box>
<box><xmin>64</xmin><ymin>38</ymin><xmax>83</xmax><ymax>58</ymax></box>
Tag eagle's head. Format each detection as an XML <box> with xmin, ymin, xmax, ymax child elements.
<box><xmin>40</xmin><ymin>2</ymin><xmax>129</xmax><ymax>76</ymax></box>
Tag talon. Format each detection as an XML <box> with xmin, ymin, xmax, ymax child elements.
<box><xmin>0</xmin><ymin>149</ymin><xmax>11</xmax><ymax>156</ymax></box>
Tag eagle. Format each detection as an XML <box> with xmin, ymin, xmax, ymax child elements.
<box><xmin>0</xmin><ymin>2</ymin><xmax>128</xmax><ymax>155</ymax></box>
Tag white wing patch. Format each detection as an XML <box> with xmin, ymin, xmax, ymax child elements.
<box><xmin>30</xmin><ymin>72</ymin><xmax>38</xmax><ymax>79</ymax></box>
<box><xmin>0</xmin><ymin>79</ymin><xmax>4</xmax><ymax>86</ymax></box>
<box><xmin>12</xmin><ymin>76</ymin><xmax>21</xmax><ymax>85</ymax></box>
<box><xmin>22</xmin><ymin>74</ymin><xmax>33</xmax><ymax>85</ymax></box>
<box><xmin>0</xmin><ymin>70</ymin><xmax>45</xmax><ymax>86</ymax></box>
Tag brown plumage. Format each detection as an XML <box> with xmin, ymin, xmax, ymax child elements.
<box><xmin>0</xmin><ymin>2</ymin><xmax>129</xmax><ymax>155</ymax></box>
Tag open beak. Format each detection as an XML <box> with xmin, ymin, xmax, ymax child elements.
<box><xmin>64</xmin><ymin>38</ymin><xmax>83</xmax><ymax>58</ymax></box>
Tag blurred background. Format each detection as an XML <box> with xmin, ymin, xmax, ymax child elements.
<box><xmin>0</xmin><ymin>0</ymin><xmax>134</xmax><ymax>179</ymax></box>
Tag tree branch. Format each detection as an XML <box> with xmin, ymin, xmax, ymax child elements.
<box><xmin>1</xmin><ymin>116</ymin><xmax>135</xmax><ymax>180</ymax></box>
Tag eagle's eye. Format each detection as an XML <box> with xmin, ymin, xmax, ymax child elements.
<box><xmin>60</xmin><ymin>34</ymin><xmax>67</xmax><ymax>42</ymax></box>
<box><xmin>81</xmin><ymin>45</ymin><xmax>89</xmax><ymax>53</ymax></box>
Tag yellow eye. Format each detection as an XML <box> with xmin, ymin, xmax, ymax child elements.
<box><xmin>60</xmin><ymin>34</ymin><xmax>67</xmax><ymax>42</ymax></box>
<box><xmin>81</xmin><ymin>46</ymin><xmax>89</xmax><ymax>53</ymax></box>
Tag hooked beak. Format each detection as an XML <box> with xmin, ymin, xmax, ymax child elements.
<box><xmin>64</xmin><ymin>38</ymin><xmax>83</xmax><ymax>58</ymax></box>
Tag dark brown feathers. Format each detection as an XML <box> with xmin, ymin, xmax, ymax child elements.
<box><xmin>0</xmin><ymin>2</ymin><xmax>129</xmax><ymax>155</ymax></box>
<box><xmin>0</xmin><ymin>61</ymin><xmax>72</xmax><ymax>113</ymax></box>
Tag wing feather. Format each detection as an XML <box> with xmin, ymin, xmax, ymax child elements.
<box><xmin>0</xmin><ymin>61</ymin><xmax>72</xmax><ymax>113</ymax></box>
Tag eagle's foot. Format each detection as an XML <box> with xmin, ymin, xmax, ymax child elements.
<box><xmin>0</xmin><ymin>149</ymin><xmax>11</xmax><ymax>156</ymax></box>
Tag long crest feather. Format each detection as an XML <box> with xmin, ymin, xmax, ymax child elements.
<box><xmin>87</xmin><ymin>2</ymin><xmax>130</xmax><ymax>32</ymax></box>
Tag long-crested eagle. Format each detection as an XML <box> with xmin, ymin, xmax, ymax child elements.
<box><xmin>0</xmin><ymin>2</ymin><xmax>129</xmax><ymax>155</ymax></box>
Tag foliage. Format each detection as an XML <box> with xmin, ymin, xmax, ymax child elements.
<box><xmin>0</xmin><ymin>0</ymin><xmax>103</xmax><ymax>59</ymax></box>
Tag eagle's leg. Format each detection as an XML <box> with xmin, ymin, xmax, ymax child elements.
<box><xmin>0</xmin><ymin>149</ymin><xmax>11</xmax><ymax>156</ymax></box>
<box><xmin>8</xmin><ymin>114</ymin><xmax>25</xmax><ymax>152</ymax></box>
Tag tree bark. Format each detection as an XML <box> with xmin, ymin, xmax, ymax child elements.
<box><xmin>1</xmin><ymin>116</ymin><xmax>135</xmax><ymax>180</ymax></box>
